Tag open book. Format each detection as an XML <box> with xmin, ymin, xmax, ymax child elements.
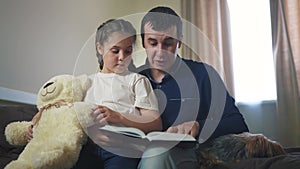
<box><xmin>99</xmin><ymin>125</ymin><xmax>197</xmax><ymax>143</ymax></box>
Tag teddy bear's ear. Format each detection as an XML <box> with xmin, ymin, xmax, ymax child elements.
<box><xmin>77</xmin><ymin>74</ymin><xmax>91</xmax><ymax>92</ymax></box>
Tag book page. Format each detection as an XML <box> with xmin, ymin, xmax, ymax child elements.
<box><xmin>146</xmin><ymin>132</ymin><xmax>196</xmax><ymax>142</ymax></box>
<box><xmin>99</xmin><ymin>125</ymin><xmax>146</xmax><ymax>138</ymax></box>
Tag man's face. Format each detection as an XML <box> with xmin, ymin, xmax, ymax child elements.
<box><xmin>143</xmin><ymin>22</ymin><xmax>181</xmax><ymax>72</ymax></box>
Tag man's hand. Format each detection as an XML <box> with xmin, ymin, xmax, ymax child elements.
<box><xmin>166</xmin><ymin>121</ymin><xmax>200</xmax><ymax>137</ymax></box>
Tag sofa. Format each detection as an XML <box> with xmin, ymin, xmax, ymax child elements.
<box><xmin>1</xmin><ymin>104</ymin><xmax>300</xmax><ymax>169</ymax></box>
<box><xmin>0</xmin><ymin>104</ymin><xmax>37</xmax><ymax>169</ymax></box>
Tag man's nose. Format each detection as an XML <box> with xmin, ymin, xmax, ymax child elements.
<box><xmin>155</xmin><ymin>44</ymin><xmax>164</xmax><ymax>56</ymax></box>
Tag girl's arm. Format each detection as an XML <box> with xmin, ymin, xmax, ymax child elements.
<box><xmin>91</xmin><ymin>106</ymin><xmax>162</xmax><ymax>133</ymax></box>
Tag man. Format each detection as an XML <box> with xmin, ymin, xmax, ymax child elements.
<box><xmin>135</xmin><ymin>6</ymin><xmax>249</xmax><ymax>169</ymax></box>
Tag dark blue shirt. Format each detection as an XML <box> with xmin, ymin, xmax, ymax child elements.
<box><xmin>135</xmin><ymin>56</ymin><xmax>249</xmax><ymax>141</ymax></box>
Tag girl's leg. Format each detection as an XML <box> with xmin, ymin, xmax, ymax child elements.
<box><xmin>72</xmin><ymin>139</ymin><xmax>104</xmax><ymax>169</ymax></box>
<box><xmin>101</xmin><ymin>148</ymin><xmax>140</xmax><ymax>169</ymax></box>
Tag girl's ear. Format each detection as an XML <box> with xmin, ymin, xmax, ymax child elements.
<box><xmin>96</xmin><ymin>42</ymin><xmax>104</xmax><ymax>55</ymax></box>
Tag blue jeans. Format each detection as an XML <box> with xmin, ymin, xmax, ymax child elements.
<box><xmin>97</xmin><ymin>146</ymin><xmax>140</xmax><ymax>169</ymax></box>
<box><xmin>73</xmin><ymin>139</ymin><xmax>140</xmax><ymax>169</ymax></box>
<box><xmin>72</xmin><ymin>140</ymin><xmax>102</xmax><ymax>169</ymax></box>
<box><xmin>138</xmin><ymin>144</ymin><xmax>199</xmax><ymax>169</ymax></box>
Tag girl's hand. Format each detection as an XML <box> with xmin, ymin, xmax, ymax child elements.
<box><xmin>91</xmin><ymin>105</ymin><xmax>123</xmax><ymax>125</ymax></box>
<box><xmin>26</xmin><ymin>124</ymin><xmax>33</xmax><ymax>142</ymax></box>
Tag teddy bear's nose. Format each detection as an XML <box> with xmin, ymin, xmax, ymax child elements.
<box><xmin>43</xmin><ymin>82</ymin><xmax>54</xmax><ymax>89</ymax></box>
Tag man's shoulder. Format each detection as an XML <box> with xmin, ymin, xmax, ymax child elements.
<box><xmin>133</xmin><ymin>64</ymin><xmax>149</xmax><ymax>76</ymax></box>
<box><xmin>180</xmin><ymin>58</ymin><xmax>212</xmax><ymax>72</ymax></box>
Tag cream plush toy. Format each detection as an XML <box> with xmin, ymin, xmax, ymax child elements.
<box><xmin>4</xmin><ymin>74</ymin><xmax>97</xmax><ymax>169</ymax></box>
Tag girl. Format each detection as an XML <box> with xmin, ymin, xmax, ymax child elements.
<box><xmin>84</xmin><ymin>19</ymin><xmax>162</xmax><ymax>169</ymax></box>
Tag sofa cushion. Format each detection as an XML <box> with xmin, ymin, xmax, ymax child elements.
<box><xmin>0</xmin><ymin>105</ymin><xmax>37</xmax><ymax>168</ymax></box>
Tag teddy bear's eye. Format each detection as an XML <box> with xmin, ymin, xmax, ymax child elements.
<box><xmin>43</xmin><ymin>82</ymin><xmax>54</xmax><ymax>89</ymax></box>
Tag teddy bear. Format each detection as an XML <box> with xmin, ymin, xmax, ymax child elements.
<box><xmin>4</xmin><ymin>74</ymin><xmax>97</xmax><ymax>169</ymax></box>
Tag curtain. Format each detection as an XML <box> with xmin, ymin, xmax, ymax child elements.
<box><xmin>180</xmin><ymin>0</ymin><xmax>235</xmax><ymax>96</ymax></box>
<box><xmin>270</xmin><ymin>0</ymin><xmax>300</xmax><ymax>146</ymax></box>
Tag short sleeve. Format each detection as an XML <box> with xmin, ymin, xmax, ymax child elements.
<box><xmin>133</xmin><ymin>76</ymin><xmax>158</xmax><ymax>111</ymax></box>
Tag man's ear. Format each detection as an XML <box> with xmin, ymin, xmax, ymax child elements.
<box><xmin>177</xmin><ymin>35</ymin><xmax>183</xmax><ymax>49</ymax></box>
<box><xmin>177</xmin><ymin>41</ymin><xmax>182</xmax><ymax>49</ymax></box>
<box><xmin>96</xmin><ymin>42</ymin><xmax>104</xmax><ymax>55</ymax></box>
<box><xmin>142</xmin><ymin>36</ymin><xmax>145</xmax><ymax>48</ymax></box>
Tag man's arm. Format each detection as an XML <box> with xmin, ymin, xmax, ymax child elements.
<box><xmin>165</xmin><ymin>97</ymin><xmax>248</xmax><ymax>141</ymax></box>
<box><xmin>196</xmin><ymin>64</ymin><xmax>249</xmax><ymax>140</ymax></box>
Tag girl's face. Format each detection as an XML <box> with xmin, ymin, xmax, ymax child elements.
<box><xmin>97</xmin><ymin>31</ymin><xmax>134</xmax><ymax>74</ymax></box>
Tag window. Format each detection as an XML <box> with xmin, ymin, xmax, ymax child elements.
<box><xmin>227</xmin><ymin>0</ymin><xmax>277</xmax><ymax>103</ymax></box>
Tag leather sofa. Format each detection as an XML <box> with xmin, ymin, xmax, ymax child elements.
<box><xmin>0</xmin><ymin>105</ymin><xmax>37</xmax><ymax>168</ymax></box>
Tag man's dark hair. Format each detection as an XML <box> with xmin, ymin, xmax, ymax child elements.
<box><xmin>141</xmin><ymin>6</ymin><xmax>182</xmax><ymax>44</ymax></box>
